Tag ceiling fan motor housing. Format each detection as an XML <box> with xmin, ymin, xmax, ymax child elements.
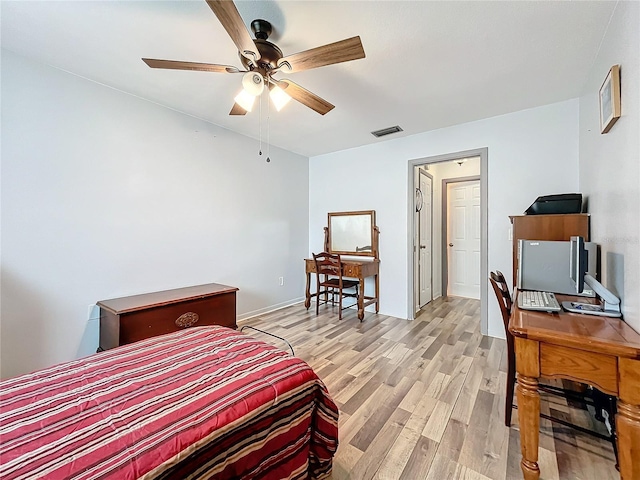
<box><xmin>240</xmin><ymin>19</ymin><xmax>283</xmax><ymax>71</ymax></box>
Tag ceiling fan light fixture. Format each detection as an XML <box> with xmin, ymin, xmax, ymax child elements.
<box><xmin>270</xmin><ymin>86</ymin><xmax>292</xmax><ymax>111</ymax></box>
<box><xmin>242</xmin><ymin>72</ymin><xmax>264</xmax><ymax>96</ymax></box>
<box><xmin>234</xmin><ymin>89</ymin><xmax>256</xmax><ymax>112</ymax></box>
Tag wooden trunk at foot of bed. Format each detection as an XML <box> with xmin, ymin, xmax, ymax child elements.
<box><xmin>98</xmin><ymin>283</ymin><xmax>238</xmax><ymax>350</ymax></box>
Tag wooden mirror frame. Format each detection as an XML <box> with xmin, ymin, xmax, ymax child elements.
<box><xmin>324</xmin><ymin>210</ymin><xmax>379</xmax><ymax>259</ymax></box>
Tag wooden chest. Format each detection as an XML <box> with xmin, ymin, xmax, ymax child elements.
<box><xmin>98</xmin><ymin>283</ymin><xmax>238</xmax><ymax>350</ymax></box>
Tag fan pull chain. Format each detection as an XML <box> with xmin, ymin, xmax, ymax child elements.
<box><xmin>258</xmin><ymin>89</ymin><xmax>263</xmax><ymax>156</ymax></box>
<box><xmin>266</xmin><ymin>86</ymin><xmax>271</xmax><ymax>163</ymax></box>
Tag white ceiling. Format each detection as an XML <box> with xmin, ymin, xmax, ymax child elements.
<box><xmin>1</xmin><ymin>0</ymin><xmax>616</xmax><ymax>157</ymax></box>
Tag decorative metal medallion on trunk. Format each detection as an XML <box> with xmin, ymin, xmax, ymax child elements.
<box><xmin>176</xmin><ymin>312</ymin><xmax>199</xmax><ymax>328</ymax></box>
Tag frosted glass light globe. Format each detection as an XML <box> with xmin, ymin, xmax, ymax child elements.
<box><xmin>242</xmin><ymin>72</ymin><xmax>264</xmax><ymax>96</ymax></box>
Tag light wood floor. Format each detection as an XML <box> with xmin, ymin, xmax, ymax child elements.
<box><xmin>239</xmin><ymin>296</ymin><xmax>618</xmax><ymax>480</ymax></box>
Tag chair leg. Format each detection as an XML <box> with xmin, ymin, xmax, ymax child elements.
<box><xmin>605</xmin><ymin>394</ymin><xmax>619</xmax><ymax>469</ymax></box>
<box><xmin>315</xmin><ymin>287</ymin><xmax>320</xmax><ymax>316</ymax></box>
<box><xmin>505</xmin><ymin>359</ymin><xmax>516</xmax><ymax>427</ymax></box>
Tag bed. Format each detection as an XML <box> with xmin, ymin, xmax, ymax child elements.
<box><xmin>0</xmin><ymin>326</ymin><xmax>339</xmax><ymax>479</ymax></box>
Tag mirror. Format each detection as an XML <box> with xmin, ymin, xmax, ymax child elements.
<box><xmin>327</xmin><ymin>210</ymin><xmax>377</xmax><ymax>257</ymax></box>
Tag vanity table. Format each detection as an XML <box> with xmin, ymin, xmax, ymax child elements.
<box><xmin>304</xmin><ymin>210</ymin><xmax>380</xmax><ymax>321</ymax></box>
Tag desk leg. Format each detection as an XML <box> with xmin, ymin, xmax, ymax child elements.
<box><xmin>304</xmin><ymin>271</ymin><xmax>311</xmax><ymax>310</ymax></box>
<box><xmin>517</xmin><ymin>374</ymin><xmax>541</xmax><ymax>480</ymax></box>
<box><xmin>617</xmin><ymin>401</ymin><xmax>640</xmax><ymax>479</ymax></box>
<box><xmin>357</xmin><ymin>280</ymin><xmax>365</xmax><ymax>321</ymax></box>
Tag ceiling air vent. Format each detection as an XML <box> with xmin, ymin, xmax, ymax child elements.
<box><xmin>371</xmin><ymin>125</ymin><xmax>403</xmax><ymax>138</ymax></box>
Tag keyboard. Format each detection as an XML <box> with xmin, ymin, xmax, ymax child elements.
<box><xmin>517</xmin><ymin>290</ymin><xmax>561</xmax><ymax>312</ymax></box>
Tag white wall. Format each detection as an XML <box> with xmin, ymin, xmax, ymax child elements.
<box><xmin>310</xmin><ymin>100</ymin><xmax>579</xmax><ymax>338</ymax></box>
<box><xmin>1</xmin><ymin>50</ymin><xmax>309</xmax><ymax>379</ymax></box>
<box><xmin>578</xmin><ymin>1</ymin><xmax>640</xmax><ymax>332</ymax></box>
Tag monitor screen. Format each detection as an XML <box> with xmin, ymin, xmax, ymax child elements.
<box><xmin>569</xmin><ymin>236</ymin><xmax>588</xmax><ymax>294</ymax></box>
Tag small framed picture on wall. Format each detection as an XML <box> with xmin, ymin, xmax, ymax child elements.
<box><xmin>599</xmin><ymin>64</ymin><xmax>621</xmax><ymax>134</ymax></box>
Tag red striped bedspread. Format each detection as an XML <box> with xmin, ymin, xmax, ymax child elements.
<box><xmin>0</xmin><ymin>326</ymin><xmax>339</xmax><ymax>479</ymax></box>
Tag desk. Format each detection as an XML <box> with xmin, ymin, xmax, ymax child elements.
<box><xmin>509</xmin><ymin>293</ymin><xmax>640</xmax><ymax>480</ymax></box>
<box><xmin>304</xmin><ymin>258</ymin><xmax>380</xmax><ymax>321</ymax></box>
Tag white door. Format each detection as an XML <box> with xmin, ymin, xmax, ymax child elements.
<box><xmin>419</xmin><ymin>170</ymin><xmax>432</xmax><ymax>307</ymax></box>
<box><xmin>447</xmin><ymin>180</ymin><xmax>481</xmax><ymax>299</ymax></box>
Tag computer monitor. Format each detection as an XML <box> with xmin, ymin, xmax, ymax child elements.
<box><xmin>563</xmin><ymin>236</ymin><xmax>622</xmax><ymax>317</ymax></box>
<box><xmin>569</xmin><ymin>236</ymin><xmax>588</xmax><ymax>294</ymax></box>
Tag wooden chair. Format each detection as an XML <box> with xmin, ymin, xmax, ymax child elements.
<box><xmin>490</xmin><ymin>271</ymin><xmax>618</xmax><ymax>461</ymax></box>
<box><xmin>489</xmin><ymin>270</ymin><xmax>517</xmax><ymax>426</ymax></box>
<box><xmin>313</xmin><ymin>252</ymin><xmax>359</xmax><ymax>320</ymax></box>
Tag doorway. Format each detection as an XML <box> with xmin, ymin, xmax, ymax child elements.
<box><xmin>445</xmin><ymin>178</ymin><xmax>481</xmax><ymax>299</ymax></box>
<box><xmin>407</xmin><ymin>148</ymin><xmax>488</xmax><ymax>335</ymax></box>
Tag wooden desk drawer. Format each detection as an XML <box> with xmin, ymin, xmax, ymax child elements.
<box><xmin>342</xmin><ymin>264</ymin><xmax>361</xmax><ymax>278</ymax></box>
<box><xmin>540</xmin><ymin>343</ymin><xmax>618</xmax><ymax>396</ymax></box>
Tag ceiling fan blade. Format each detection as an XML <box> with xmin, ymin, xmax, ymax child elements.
<box><xmin>275</xmin><ymin>79</ymin><xmax>335</xmax><ymax>115</ymax></box>
<box><xmin>205</xmin><ymin>0</ymin><xmax>260</xmax><ymax>61</ymax></box>
<box><xmin>278</xmin><ymin>36</ymin><xmax>365</xmax><ymax>73</ymax></box>
<box><xmin>142</xmin><ymin>58</ymin><xmax>241</xmax><ymax>73</ymax></box>
<box><xmin>229</xmin><ymin>103</ymin><xmax>247</xmax><ymax>115</ymax></box>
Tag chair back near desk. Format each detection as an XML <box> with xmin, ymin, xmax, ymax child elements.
<box><xmin>490</xmin><ymin>270</ymin><xmax>512</xmax><ymax>314</ymax></box>
<box><xmin>489</xmin><ymin>270</ymin><xmax>515</xmax><ymax>364</ymax></box>
<box><xmin>312</xmin><ymin>252</ymin><xmax>358</xmax><ymax>320</ymax></box>
<box><xmin>490</xmin><ymin>270</ymin><xmax>517</xmax><ymax>426</ymax></box>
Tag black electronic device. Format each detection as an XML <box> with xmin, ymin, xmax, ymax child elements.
<box><xmin>569</xmin><ymin>235</ymin><xmax>588</xmax><ymax>294</ymax></box>
<box><xmin>562</xmin><ymin>236</ymin><xmax>622</xmax><ymax>317</ymax></box>
<box><xmin>525</xmin><ymin>193</ymin><xmax>582</xmax><ymax>215</ymax></box>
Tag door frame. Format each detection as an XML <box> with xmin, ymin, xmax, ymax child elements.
<box><xmin>442</xmin><ymin>175</ymin><xmax>481</xmax><ymax>298</ymax></box>
<box><xmin>406</xmin><ymin>147</ymin><xmax>488</xmax><ymax>336</ymax></box>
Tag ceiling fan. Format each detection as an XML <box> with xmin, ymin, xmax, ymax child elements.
<box><xmin>142</xmin><ymin>0</ymin><xmax>365</xmax><ymax>116</ymax></box>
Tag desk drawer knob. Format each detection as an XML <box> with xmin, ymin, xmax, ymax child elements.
<box><xmin>176</xmin><ymin>312</ymin><xmax>199</xmax><ymax>328</ymax></box>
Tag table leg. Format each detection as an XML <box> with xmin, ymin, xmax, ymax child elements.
<box><xmin>616</xmin><ymin>400</ymin><xmax>640</xmax><ymax>479</ymax></box>
<box><xmin>375</xmin><ymin>274</ymin><xmax>380</xmax><ymax>313</ymax></box>
<box><xmin>304</xmin><ymin>271</ymin><xmax>311</xmax><ymax>310</ymax></box>
<box><xmin>517</xmin><ymin>374</ymin><xmax>541</xmax><ymax>480</ymax></box>
<box><xmin>357</xmin><ymin>280</ymin><xmax>365</xmax><ymax>321</ymax></box>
